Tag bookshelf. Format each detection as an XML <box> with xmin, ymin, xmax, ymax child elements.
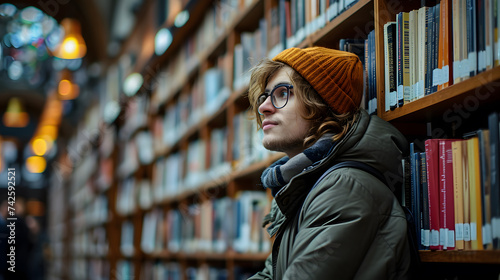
<box><xmin>50</xmin><ymin>0</ymin><xmax>500</xmax><ymax>279</ymax></box>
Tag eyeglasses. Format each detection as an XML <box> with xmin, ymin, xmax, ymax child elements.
<box><xmin>257</xmin><ymin>83</ymin><xmax>294</xmax><ymax>110</ymax></box>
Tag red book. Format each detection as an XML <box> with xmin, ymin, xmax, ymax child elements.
<box><xmin>439</xmin><ymin>140</ymin><xmax>457</xmax><ymax>250</ymax></box>
<box><xmin>426</xmin><ymin>139</ymin><xmax>443</xmax><ymax>250</ymax></box>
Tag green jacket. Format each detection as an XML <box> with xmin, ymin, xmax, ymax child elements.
<box><xmin>249</xmin><ymin>109</ymin><xmax>411</xmax><ymax>280</ymax></box>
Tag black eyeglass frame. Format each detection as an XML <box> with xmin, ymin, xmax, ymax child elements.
<box><xmin>257</xmin><ymin>83</ymin><xmax>294</xmax><ymax>110</ymax></box>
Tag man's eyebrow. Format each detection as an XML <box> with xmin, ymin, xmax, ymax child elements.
<box><xmin>266</xmin><ymin>81</ymin><xmax>290</xmax><ymax>91</ymax></box>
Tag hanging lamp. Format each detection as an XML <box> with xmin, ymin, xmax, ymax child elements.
<box><xmin>52</xmin><ymin>18</ymin><xmax>87</xmax><ymax>59</ymax></box>
<box><xmin>2</xmin><ymin>97</ymin><xmax>29</xmax><ymax>128</ymax></box>
<box><xmin>58</xmin><ymin>69</ymin><xmax>79</xmax><ymax>100</ymax></box>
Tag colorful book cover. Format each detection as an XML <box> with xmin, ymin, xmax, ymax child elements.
<box><xmin>425</xmin><ymin>139</ymin><xmax>442</xmax><ymax>250</ymax></box>
<box><xmin>439</xmin><ymin>139</ymin><xmax>456</xmax><ymax>250</ymax></box>
<box><xmin>467</xmin><ymin>136</ymin><xmax>484</xmax><ymax>250</ymax></box>
<box><xmin>452</xmin><ymin>140</ymin><xmax>465</xmax><ymax>250</ymax></box>
<box><xmin>489</xmin><ymin>112</ymin><xmax>500</xmax><ymax>249</ymax></box>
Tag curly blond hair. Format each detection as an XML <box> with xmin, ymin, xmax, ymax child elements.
<box><xmin>247</xmin><ymin>59</ymin><xmax>359</xmax><ymax>148</ymax></box>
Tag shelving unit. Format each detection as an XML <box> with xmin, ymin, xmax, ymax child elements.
<box><xmin>49</xmin><ymin>0</ymin><xmax>500</xmax><ymax>279</ymax></box>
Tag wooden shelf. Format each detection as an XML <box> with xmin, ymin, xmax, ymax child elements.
<box><xmin>420</xmin><ymin>250</ymin><xmax>500</xmax><ymax>264</ymax></box>
<box><xmin>380</xmin><ymin>65</ymin><xmax>500</xmax><ymax>123</ymax></box>
<box><xmin>311</xmin><ymin>0</ymin><xmax>374</xmax><ymax>48</ymax></box>
<box><xmin>144</xmin><ymin>250</ymin><xmax>269</xmax><ymax>262</ymax></box>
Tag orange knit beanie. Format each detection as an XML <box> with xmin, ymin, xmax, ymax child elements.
<box><xmin>272</xmin><ymin>47</ymin><xmax>363</xmax><ymax>114</ymax></box>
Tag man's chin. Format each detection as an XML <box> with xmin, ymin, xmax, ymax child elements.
<box><xmin>262</xmin><ymin>138</ymin><xmax>283</xmax><ymax>153</ymax></box>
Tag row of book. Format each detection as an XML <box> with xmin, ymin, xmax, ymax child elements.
<box><xmin>383</xmin><ymin>0</ymin><xmax>500</xmax><ymax>111</ymax></box>
<box><xmin>68</xmin><ymin>258</ymin><xmax>110</xmax><ymax>280</ymax></box>
<box><xmin>279</xmin><ymin>0</ymin><xmax>359</xmax><ymax>51</ymax></box>
<box><xmin>406</xmin><ymin>111</ymin><xmax>500</xmax><ymax>250</ymax></box>
<box><xmin>232</xmin><ymin>110</ymin><xmax>275</xmax><ymax>170</ymax></box>
<box><xmin>150</xmin><ymin>111</ymin><xmax>272</xmax><ymax>206</ymax></box>
<box><xmin>153</xmin><ymin>2</ymin><xmax>239</xmax><ymax>108</ymax></box>
<box><xmin>71</xmin><ymin>226</ymin><xmax>108</xmax><ymax>257</ymax></box>
<box><xmin>118</xmin><ymin>93</ymin><xmax>149</xmax><ymax>140</ymax></box>
<box><xmin>72</xmin><ymin>194</ymin><xmax>109</xmax><ymax>232</ymax></box>
<box><xmin>336</xmin><ymin>32</ymin><xmax>378</xmax><ymax>115</ymax></box>
<box><xmin>130</xmin><ymin>191</ymin><xmax>271</xmax><ymax>255</ymax></box>
<box><xmin>155</xmin><ymin>0</ymin><xmax>362</xmax><ymax>113</ymax></box>
<box><xmin>153</xmin><ymin>64</ymin><xmax>231</xmax><ymax>151</ymax></box>
<box><xmin>233</xmin><ymin>18</ymin><xmax>268</xmax><ymax>90</ymax></box>
<box><xmin>116</xmin><ymin>178</ymin><xmax>155</xmax><ymax>216</ymax></box>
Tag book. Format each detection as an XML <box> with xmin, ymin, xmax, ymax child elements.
<box><xmin>489</xmin><ymin>112</ymin><xmax>500</xmax><ymax>249</ymax></box>
<box><xmin>420</xmin><ymin>151</ymin><xmax>430</xmax><ymax>249</ymax></box>
<box><xmin>430</xmin><ymin>4</ymin><xmax>440</xmax><ymax>94</ymax></box>
<box><xmin>410</xmin><ymin>143</ymin><xmax>422</xmax><ymax>248</ymax></box>
<box><xmin>478</xmin><ymin>129</ymin><xmax>493</xmax><ymax>249</ymax></box>
<box><xmin>495</xmin><ymin>0</ymin><xmax>500</xmax><ymax>67</ymax></box>
<box><xmin>439</xmin><ymin>139</ymin><xmax>456</xmax><ymax>250</ymax></box>
<box><xmin>425</xmin><ymin>139</ymin><xmax>443</xmax><ymax>250</ymax></box>
<box><xmin>425</xmin><ymin>5</ymin><xmax>435</xmax><ymax>96</ymax></box>
<box><xmin>409</xmin><ymin>9</ymin><xmax>418</xmax><ymax>102</ymax></box>
<box><xmin>370</xmin><ymin>30</ymin><xmax>377</xmax><ymax>114</ymax></box>
<box><xmin>396</xmin><ymin>12</ymin><xmax>411</xmax><ymax>106</ymax></box>
<box><xmin>466</xmin><ymin>0</ymin><xmax>477</xmax><ymax>78</ymax></box>
<box><xmin>485</xmin><ymin>0</ymin><xmax>495</xmax><ymax>70</ymax></box>
<box><xmin>452</xmin><ymin>140</ymin><xmax>465</xmax><ymax>250</ymax></box>
<box><xmin>437</xmin><ymin>0</ymin><xmax>453</xmax><ymax>91</ymax></box>
<box><xmin>462</xmin><ymin>136</ymin><xmax>472</xmax><ymax>250</ymax></box>
<box><xmin>417</xmin><ymin>6</ymin><xmax>429</xmax><ymax>100</ymax></box>
<box><xmin>452</xmin><ymin>0</ymin><xmax>463</xmax><ymax>83</ymax></box>
<box><xmin>477</xmin><ymin>0</ymin><xmax>486</xmax><ymax>73</ymax></box>
<box><xmin>384</xmin><ymin>21</ymin><xmax>397</xmax><ymax>111</ymax></box>
<box><xmin>466</xmin><ymin>136</ymin><xmax>483</xmax><ymax>250</ymax></box>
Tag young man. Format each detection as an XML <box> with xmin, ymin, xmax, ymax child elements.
<box><xmin>247</xmin><ymin>47</ymin><xmax>411</xmax><ymax>279</ymax></box>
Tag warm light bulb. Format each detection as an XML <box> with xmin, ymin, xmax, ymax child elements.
<box><xmin>38</xmin><ymin>125</ymin><xmax>58</xmax><ymax>141</ymax></box>
<box><xmin>26</xmin><ymin>156</ymin><xmax>46</xmax><ymax>173</ymax></box>
<box><xmin>52</xmin><ymin>18</ymin><xmax>87</xmax><ymax>59</ymax></box>
<box><xmin>32</xmin><ymin>138</ymin><xmax>47</xmax><ymax>156</ymax></box>
<box><xmin>62</xmin><ymin>37</ymin><xmax>78</xmax><ymax>55</ymax></box>
<box><xmin>3</xmin><ymin>97</ymin><xmax>29</xmax><ymax>127</ymax></box>
<box><xmin>58</xmin><ymin>79</ymin><xmax>72</xmax><ymax>96</ymax></box>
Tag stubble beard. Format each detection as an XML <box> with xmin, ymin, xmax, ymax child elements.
<box><xmin>262</xmin><ymin>135</ymin><xmax>305</xmax><ymax>154</ymax></box>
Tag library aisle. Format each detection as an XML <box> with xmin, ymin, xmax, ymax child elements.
<box><xmin>0</xmin><ymin>0</ymin><xmax>500</xmax><ymax>279</ymax></box>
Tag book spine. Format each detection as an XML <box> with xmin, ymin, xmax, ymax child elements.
<box><xmin>489</xmin><ymin>112</ymin><xmax>500</xmax><ymax>249</ymax></box>
<box><xmin>420</xmin><ymin>151</ymin><xmax>430</xmax><ymax>249</ymax></box>
<box><xmin>452</xmin><ymin>140</ymin><xmax>465</xmax><ymax>250</ymax></box>
<box><xmin>402</xmin><ymin>12</ymin><xmax>411</xmax><ymax>104</ymax></box>
<box><xmin>462</xmin><ymin>137</ymin><xmax>472</xmax><ymax>250</ymax></box>
<box><xmin>440</xmin><ymin>140</ymin><xmax>456</xmax><ymax>250</ymax></box>
<box><xmin>384</xmin><ymin>22</ymin><xmax>391</xmax><ymax>112</ymax></box>
<box><xmin>425</xmin><ymin>6</ymin><xmax>434</xmax><ymax>96</ymax></box>
<box><xmin>478</xmin><ymin>129</ymin><xmax>493</xmax><ymax>249</ymax></box>
<box><xmin>452</xmin><ymin>0</ymin><xmax>463</xmax><ymax>83</ymax></box>
<box><xmin>468</xmin><ymin>137</ymin><xmax>484</xmax><ymax>250</ymax></box>
<box><xmin>426</xmin><ymin>139</ymin><xmax>443</xmax><ymax>250</ymax></box>
<box><xmin>397</xmin><ymin>13</ymin><xmax>404</xmax><ymax>107</ymax></box>
<box><xmin>431</xmin><ymin>4</ymin><xmax>440</xmax><ymax>94</ymax></box>
<box><xmin>410</xmin><ymin>143</ymin><xmax>423</xmax><ymax>249</ymax></box>
<box><xmin>389</xmin><ymin>23</ymin><xmax>397</xmax><ymax>110</ymax></box>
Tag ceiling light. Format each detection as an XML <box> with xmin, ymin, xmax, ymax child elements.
<box><xmin>3</xmin><ymin>97</ymin><xmax>29</xmax><ymax>128</ymax></box>
<box><xmin>103</xmin><ymin>101</ymin><xmax>120</xmax><ymax>124</ymax></box>
<box><xmin>51</xmin><ymin>18</ymin><xmax>86</xmax><ymax>59</ymax></box>
<box><xmin>26</xmin><ymin>156</ymin><xmax>46</xmax><ymax>173</ymax></box>
<box><xmin>32</xmin><ymin>138</ymin><xmax>47</xmax><ymax>156</ymax></box>
<box><xmin>0</xmin><ymin>3</ymin><xmax>17</xmax><ymax>17</ymax></box>
<box><xmin>174</xmin><ymin>10</ymin><xmax>189</xmax><ymax>28</ymax></box>
<box><xmin>155</xmin><ymin>28</ymin><xmax>172</xmax><ymax>55</ymax></box>
<box><xmin>57</xmin><ymin>69</ymin><xmax>79</xmax><ymax>100</ymax></box>
<box><xmin>123</xmin><ymin>73</ymin><xmax>143</xmax><ymax>96</ymax></box>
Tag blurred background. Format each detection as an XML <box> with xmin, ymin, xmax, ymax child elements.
<box><xmin>0</xmin><ymin>1</ymin><xmax>146</xmax><ymax>279</ymax></box>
